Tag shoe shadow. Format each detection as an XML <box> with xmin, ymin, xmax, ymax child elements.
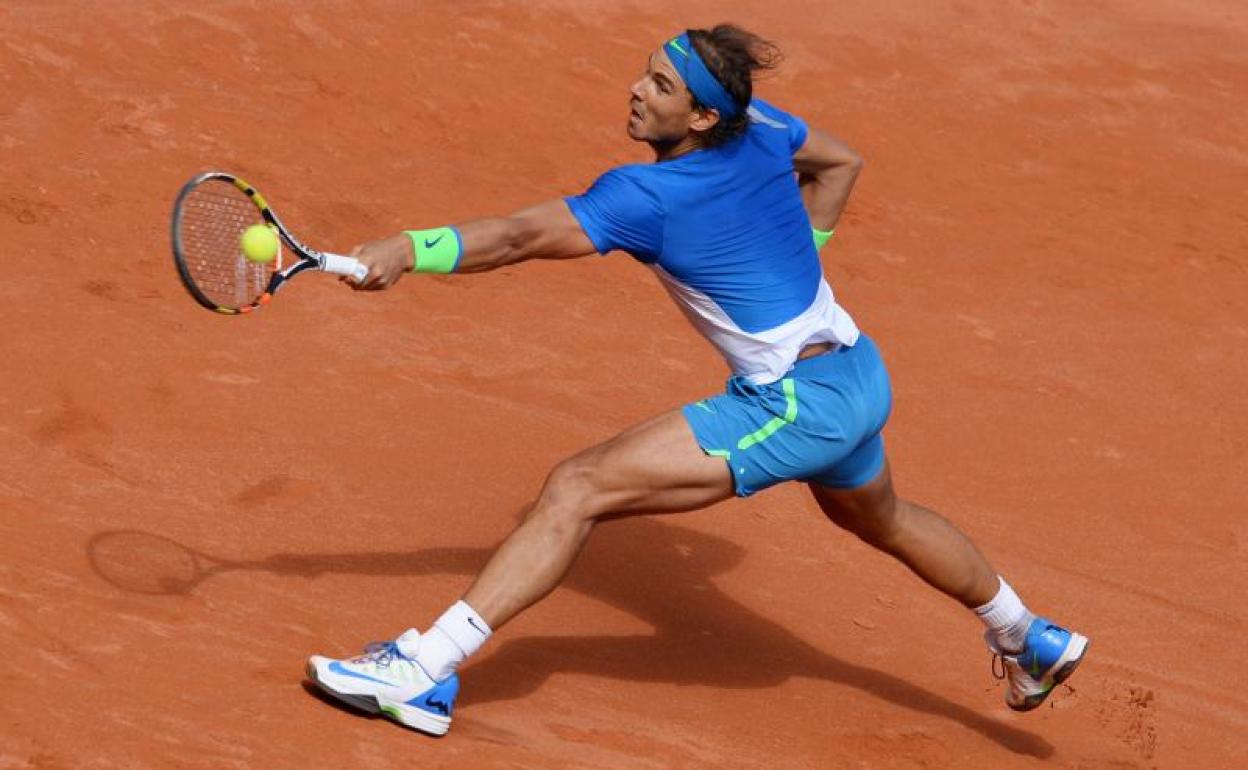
<box><xmin>86</xmin><ymin>519</ymin><xmax>1052</xmax><ymax>758</ymax></box>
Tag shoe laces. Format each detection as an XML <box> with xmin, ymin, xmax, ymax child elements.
<box><xmin>351</xmin><ymin>640</ymin><xmax>412</xmax><ymax>669</ymax></box>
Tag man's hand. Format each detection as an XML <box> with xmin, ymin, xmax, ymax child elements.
<box><xmin>347</xmin><ymin>233</ymin><xmax>412</xmax><ymax>290</ymax></box>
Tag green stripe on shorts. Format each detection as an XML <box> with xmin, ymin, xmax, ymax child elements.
<box><xmin>737</xmin><ymin>378</ymin><xmax>798</xmax><ymax>450</ymax></box>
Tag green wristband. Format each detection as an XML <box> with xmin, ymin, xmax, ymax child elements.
<box><xmin>812</xmin><ymin>227</ymin><xmax>834</xmax><ymax>251</ymax></box>
<box><xmin>405</xmin><ymin>227</ymin><xmax>462</xmax><ymax>273</ymax></box>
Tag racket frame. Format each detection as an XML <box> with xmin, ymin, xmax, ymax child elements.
<box><xmin>171</xmin><ymin>171</ymin><xmax>355</xmax><ymax>314</ymax></box>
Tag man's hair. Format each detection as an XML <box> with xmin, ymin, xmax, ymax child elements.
<box><xmin>687</xmin><ymin>25</ymin><xmax>782</xmax><ymax>147</ymax></box>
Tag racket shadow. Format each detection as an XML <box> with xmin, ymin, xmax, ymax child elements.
<box><xmin>84</xmin><ymin>528</ymin><xmax>490</xmax><ymax>596</ymax></box>
<box><xmin>85</xmin><ymin>521</ymin><xmax>1052</xmax><ymax>757</ymax></box>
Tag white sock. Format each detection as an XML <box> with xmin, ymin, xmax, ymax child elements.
<box><xmin>974</xmin><ymin>577</ymin><xmax>1035</xmax><ymax>653</ymax></box>
<box><xmin>413</xmin><ymin>600</ymin><xmax>492</xmax><ymax>682</ymax></box>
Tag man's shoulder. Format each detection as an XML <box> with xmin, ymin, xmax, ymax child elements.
<box><xmin>747</xmin><ymin>98</ymin><xmax>801</xmax><ymax>131</ymax></box>
<box><xmin>745</xmin><ymin>97</ymin><xmax>808</xmax><ymax>154</ymax></box>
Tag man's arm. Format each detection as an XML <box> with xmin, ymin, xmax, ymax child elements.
<box><xmin>349</xmin><ymin>198</ymin><xmax>598</xmax><ymax>290</ymax></box>
<box><xmin>792</xmin><ymin>127</ymin><xmax>864</xmax><ymax>233</ymax></box>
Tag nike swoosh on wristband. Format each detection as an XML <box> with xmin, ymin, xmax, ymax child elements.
<box><xmin>467</xmin><ymin>617</ymin><xmax>487</xmax><ymax>636</ymax></box>
<box><xmin>327</xmin><ymin>661</ymin><xmax>396</xmax><ymax>686</ymax></box>
<box><xmin>424</xmin><ymin>235</ymin><xmax>444</xmax><ymax>249</ymax></box>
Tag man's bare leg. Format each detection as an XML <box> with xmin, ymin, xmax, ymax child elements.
<box><xmin>809</xmin><ymin>456</ymin><xmax>1090</xmax><ymax>710</ymax></box>
<box><xmin>463</xmin><ymin>408</ymin><xmax>734</xmax><ymax>628</ymax></box>
<box><xmin>809</xmin><ymin>459</ymin><xmax>998</xmax><ymax>607</ymax></box>
<box><xmin>304</xmin><ymin>408</ymin><xmax>732</xmax><ymax>734</ymax></box>
<box><xmin>396</xmin><ymin>408</ymin><xmax>735</xmax><ymax>684</ymax></box>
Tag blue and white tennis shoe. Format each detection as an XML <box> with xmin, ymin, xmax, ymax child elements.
<box><xmin>307</xmin><ymin>629</ymin><xmax>459</xmax><ymax>736</ymax></box>
<box><xmin>988</xmin><ymin>617</ymin><xmax>1089</xmax><ymax>711</ymax></box>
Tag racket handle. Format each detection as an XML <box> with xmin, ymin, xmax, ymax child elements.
<box><xmin>322</xmin><ymin>252</ymin><xmax>370</xmax><ymax>283</ymax></box>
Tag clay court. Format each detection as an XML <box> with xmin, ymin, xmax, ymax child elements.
<box><xmin>2</xmin><ymin>1</ymin><xmax>1245</xmax><ymax>767</ymax></box>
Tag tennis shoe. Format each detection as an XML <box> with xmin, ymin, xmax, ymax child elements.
<box><xmin>988</xmin><ymin>617</ymin><xmax>1089</xmax><ymax>711</ymax></box>
<box><xmin>307</xmin><ymin>629</ymin><xmax>459</xmax><ymax>736</ymax></box>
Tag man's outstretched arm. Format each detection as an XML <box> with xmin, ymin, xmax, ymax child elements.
<box><xmin>349</xmin><ymin>198</ymin><xmax>598</xmax><ymax>290</ymax></box>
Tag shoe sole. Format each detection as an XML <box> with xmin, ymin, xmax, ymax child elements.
<box><xmin>305</xmin><ymin>660</ymin><xmax>451</xmax><ymax>736</ymax></box>
<box><xmin>1009</xmin><ymin>633</ymin><xmax>1090</xmax><ymax>712</ymax></box>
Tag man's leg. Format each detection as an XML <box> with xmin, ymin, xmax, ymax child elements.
<box><xmin>307</xmin><ymin>407</ymin><xmax>736</xmax><ymax>734</ymax></box>
<box><xmin>810</xmin><ymin>457</ymin><xmax>1089</xmax><ymax>711</ymax></box>
<box><xmin>809</xmin><ymin>459</ymin><xmax>998</xmax><ymax>607</ymax></box>
<box><xmin>463</xmin><ymin>407</ymin><xmax>735</xmax><ymax>630</ymax></box>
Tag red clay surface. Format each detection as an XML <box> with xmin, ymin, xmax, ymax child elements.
<box><xmin>2</xmin><ymin>1</ymin><xmax>1246</xmax><ymax>768</ymax></box>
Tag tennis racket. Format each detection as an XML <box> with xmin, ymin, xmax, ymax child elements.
<box><xmin>171</xmin><ymin>171</ymin><xmax>369</xmax><ymax>314</ymax></box>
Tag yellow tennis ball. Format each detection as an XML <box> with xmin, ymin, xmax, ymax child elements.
<box><xmin>240</xmin><ymin>224</ymin><xmax>279</xmax><ymax>264</ymax></box>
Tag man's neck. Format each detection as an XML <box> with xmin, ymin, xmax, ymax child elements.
<box><xmin>650</xmin><ymin>134</ymin><xmax>703</xmax><ymax>162</ymax></box>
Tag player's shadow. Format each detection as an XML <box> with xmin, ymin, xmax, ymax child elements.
<box><xmin>86</xmin><ymin>519</ymin><xmax>1052</xmax><ymax>757</ymax></box>
<box><xmin>458</xmin><ymin>517</ymin><xmax>1052</xmax><ymax>759</ymax></box>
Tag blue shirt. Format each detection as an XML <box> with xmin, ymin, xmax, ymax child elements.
<box><xmin>564</xmin><ymin>98</ymin><xmax>860</xmax><ymax>384</ymax></box>
<box><xmin>565</xmin><ymin>99</ymin><xmax>821</xmax><ymax>334</ymax></box>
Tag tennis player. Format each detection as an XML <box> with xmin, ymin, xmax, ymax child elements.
<box><xmin>306</xmin><ymin>25</ymin><xmax>1088</xmax><ymax>736</ymax></box>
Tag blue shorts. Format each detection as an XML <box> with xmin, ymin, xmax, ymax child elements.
<box><xmin>682</xmin><ymin>334</ymin><xmax>892</xmax><ymax>496</ymax></box>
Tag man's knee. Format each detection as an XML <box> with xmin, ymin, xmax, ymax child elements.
<box><xmin>534</xmin><ymin>453</ymin><xmax>611</xmax><ymax>525</ymax></box>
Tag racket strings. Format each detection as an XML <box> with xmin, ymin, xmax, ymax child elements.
<box><xmin>177</xmin><ymin>183</ymin><xmax>275</xmax><ymax>308</ymax></box>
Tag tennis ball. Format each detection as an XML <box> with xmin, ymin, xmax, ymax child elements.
<box><xmin>240</xmin><ymin>224</ymin><xmax>279</xmax><ymax>264</ymax></box>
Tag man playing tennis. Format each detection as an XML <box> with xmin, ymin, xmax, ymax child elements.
<box><xmin>306</xmin><ymin>25</ymin><xmax>1088</xmax><ymax>736</ymax></box>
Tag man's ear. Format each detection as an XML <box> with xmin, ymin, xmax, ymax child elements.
<box><xmin>689</xmin><ymin>107</ymin><xmax>721</xmax><ymax>133</ymax></box>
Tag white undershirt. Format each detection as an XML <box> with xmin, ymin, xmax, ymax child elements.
<box><xmin>651</xmin><ymin>266</ymin><xmax>861</xmax><ymax>384</ymax></box>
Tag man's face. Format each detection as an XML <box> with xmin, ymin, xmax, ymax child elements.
<box><xmin>628</xmin><ymin>47</ymin><xmax>706</xmax><ymax>144</ymax></box>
